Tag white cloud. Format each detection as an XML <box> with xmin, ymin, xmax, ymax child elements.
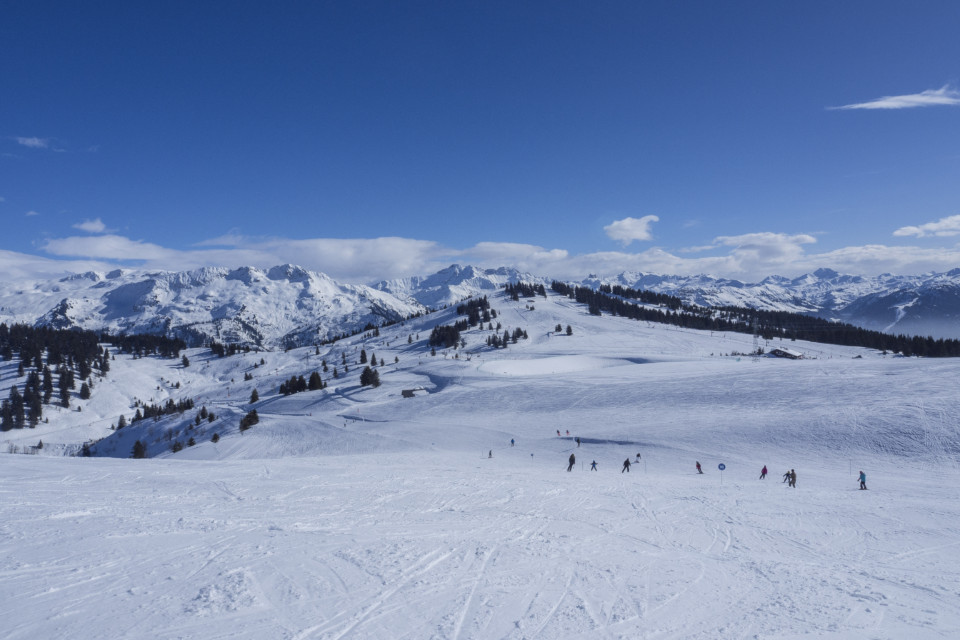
<box><xmin>25</xmin><ymin>210</ymin><xmax>39</xmax><ymax>217</ymax></box>
<box><xmin>15</xmin><ymin>136</ymin><xmax>51</xmax><ymax>148</ymax></box>
<box><xmin>0</xmin><ymin>248</ymin><xmax>116</xmax><ymax>282</ymax></box>
<box><xmin>0</xmin><ymin>196</ymin><xmax>6</xmax><ymax>202</ymax></box>
<box><xmin>30</xmin><ymin>223</ymin><xmax>960</xmax><ymax>286</ymax></box>
<box><xmin>893</xmin><ymin>215</ymin><xmax>960</xmax><ymax>238</ymax></box>
<box><xmin>43</xmin><ymin>235</ymin><xmax>179</xmax><ymax>262</ymax></box>
<box><xmin>714</xmin><ymin>232</ymin><xmax>817</xmax><ymax>263</ymax></box>
<box><xmin>72</xmin><ymin>218</ymin><xmax>108</xmax><ymax>233</ymax></box>
<box><xmin>604</xmin><ymin>216</ymin><xmax>659</xmax><ymax>245</ymax></box>
<box><xmin>831</xmin><ymin>85</ymin><xmax>960</xmax><ymax>110</ymax></box>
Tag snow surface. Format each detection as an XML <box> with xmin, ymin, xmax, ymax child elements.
<box><xmin>2</xmin><ymin>291</ymin><xmax>960</xmax><ymax>639</ymax></box>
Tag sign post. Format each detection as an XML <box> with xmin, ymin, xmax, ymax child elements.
<box><xmin>718</xmin><ymin>463</ymin><xmax>726</xmax><ymax>485</ymax></box>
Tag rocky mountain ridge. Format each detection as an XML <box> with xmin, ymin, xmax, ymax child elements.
<box><xmin>2</xmin><ymin>263</ymin><xmax>960</xmax><ymax>344</ymax></box>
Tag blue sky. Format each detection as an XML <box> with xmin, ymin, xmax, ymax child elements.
<box><xmin>2</xmin><ymin>1</ymin><xmax>959</xmax><ymax>283</ymax></box>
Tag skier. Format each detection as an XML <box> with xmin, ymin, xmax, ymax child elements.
<box><xmin>567</xmin><ymin>453</ymin><xmax>576</xmax><ymax>472</ymax></box>
<box><xmin>566</xmin><ymin>430</ymin><xmax>570</xmax><ymax>436</ymax></box>
<box><xmin>622</xmin><ymin>458</ymin><xmax>631</xmax><ymax>473</ymax></box>
<box><xmin>858</xmin><ymin>470</ymin><xmax>867</xmax><ymax>490</ymax></box>
<box><xmin>789</xmin><ymin>469</ymin><xmax>797</xmax><ymax>488</ymax></box>
<box><xmin>488</xmin><ymin>450</ymin><xmax>492</xmax><ymax>458</ymax></box>
<box><xmin>576</xmin><ymin>436</ymin><xmax>580</xmax><ymax>447</ymax></box>
<box><xmin>557</xmin><ymin>429</ymin><xmax>561</xmax><ymax>437</ymax></box>
<box><xmin>782</xmin><ymin>470</ymin><xmax>791</xmax><ymax>483</ymax></box>
<box><xmin>760</xmin><ymin>465</ymin><xmax>767</xmax><ymax>480</ymax></box>
<box><xmin>510</xmin><ymin>438</ymin><xmax>515</xmax><ymax>447</ymax></box>
<box><xmin>590</xmin><ymin>460</ymin><xmax>598</xmax><ymax>471</ymax></box>
<box><xmin>696</xmin><ymin>461</ymin><xmax>703</xmax><ymax>474</ymax></box>
<box><xmin>635</xmin><ymin>452</ymin><xmax>641</xmax><ymax>462</ymax></box>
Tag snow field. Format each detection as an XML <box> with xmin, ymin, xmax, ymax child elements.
<box><xmin>3</xmin><ymin>291</ymin><xmax>960</xmax><ymax>638</ymax></box>
<box><xmin>2</xmin><ymin>451</ymin><xmax>958</xmax><ymax>639</ymax></box>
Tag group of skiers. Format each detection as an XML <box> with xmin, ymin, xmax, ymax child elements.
<box><xmin>780</xmin><ymin>469</ymin><xmax>797</xmax><ymax>487</ymax></box>
<box><xmin>546</xmin><ymin>434</ymin><xmax>868</xmax><ymax>490</ymax></box>
<box><xmin>567</xmin><ymin>452</ymin><xmax>641</xmax><ymax>472</ymax></box>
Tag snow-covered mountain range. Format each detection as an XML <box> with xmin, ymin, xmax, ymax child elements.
<box><xmin>2</xmin><ymin>262</ymin><xmax>960</xmax><ymax>343</ymax></box>
<box><xmin>589</xmin><ymin>267</ymin><xmax>960</xmax><ymax>339</ymax></box>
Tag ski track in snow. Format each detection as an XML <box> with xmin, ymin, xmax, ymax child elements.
<box><xmin>3</xmin><ymin>454</ymin><xmax>958</xmax><ymax>639</ymax></box>
<box><xmin>3</xmin><ymin>292</ymin><xmax>960</xmax><ymax>638</ymax></box>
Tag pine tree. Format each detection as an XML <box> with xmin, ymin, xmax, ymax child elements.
<box><xmin>239</xmin><ymin>409</ymin><xmax>259</xmax><ymax>432</ymax></box>
<box><xmin>250</xmin><ymin>388</ymin><xmax>259</xmax><ymax>404</ymax></box>
<box><xmin>360</xmin><ymin>366</ymin><xmax>381</xmax><ymax>387</ymax></box>
<box><xmin>181</xmin><ymin>355</ymin><xmax>190</xmax><ymax>368</ymax></box>
<box><xmin>132</xmin><ymin>440</ymin><xmax>147</xmax><ymax>458</ymax></box>
<box><xmin>360</xmin><ymin>349</ymin><xmax>368</xmax><ymax>364</ymax></box>
<box><xmin>79</xmin><ymin>382</ymin><xmax>91</xmax><ymax>400</ymax></box>
<box><xmin>0</xmin><ymin>400</ymin><xmax>12</xmax><ymax>432</ymax></box>
<box><xmin>42</xmin><ymin>366</ymin><xmax>54</xmax><ymax>403</ymax></box>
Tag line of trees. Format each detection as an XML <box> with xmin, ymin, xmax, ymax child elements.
<box><xmin>505</xmin><ymin>282</ymin><xmax>547</xmax><ymax>300</ymax></box>
<box><xmin>550</xmin><ymin>281</ymin><xmax>960</xmax><ymax>357</ymax></box>
<box><xmin>279</xmin><ymin>371</ymin><xmax>326</xmax><ymax>396</ymax></box>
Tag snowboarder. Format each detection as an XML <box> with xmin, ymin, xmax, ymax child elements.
<box><xmin>622</xmin><ymin>458</ymin><xmax>631</xmax><ymax>473</ymax></box>
<box><xmin>789</xmin><ymin>469</ymin><xmax>797</xmax><ymax>488</ymax></box>
<box><xmin>858</xmin><ymin>470</ymin><xmax>867</xmax><ymax>490</ymax></box>
<box><xmin>575</xmin><ymin>436</ymin><xmax>580</xmax><ymax>447</ymax></box>
<box><xmin>567</xmin><ymin>453</ymin><xmax>576</xmax><ymax>472</ymax></box>
<box><xmin>590</xmin><ymin>460</ymin><xmax>597</xmax><ymax>471</ymax></box>
<box><xmin>760</xmin><ymin>465</ymin><xmax>767</xmax><ymax>480</ymax></box>
<box><xmin>696</xmin><ymin>461</ymin><xmax>703</xmax><ymax>474</ymax></box>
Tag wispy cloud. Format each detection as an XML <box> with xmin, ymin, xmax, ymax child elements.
<box><xmin>25</xmin><ymin>210</ymin><xmax>39</xmax><ymax>217</ymax></box>
<box><xmin>15</xmin><ymin>136</ymin><xmax>51</xmax><ymax>148</ymax></box>
<box><xmin>44</xmin><ymin>234</ymin><xmax>179</xmax><ymax>262</ymax></box>
<box><xmin>604</xmin><ymin>216</ymin><xmax>659</xmax><ymax>246</ymax></box>
<box><xmin>72</xmin><ymin>218</ymin><xmax>108</xmax><ymax>233</ymax></box>
<box><xmin>830</xmin><ymin>85</ymin><xmax>960</xmax><ymax>110</ymax></box>
<box><xmin>893</xmin><ymin>214</ymin><xmax>960</xmax><ymax>238</ymax></box>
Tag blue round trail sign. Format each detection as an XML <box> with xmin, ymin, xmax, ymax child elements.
<box><xmin>718</xmin><ymin>463</ymin><xmax>726</xmax><ymax>471</ymax></box>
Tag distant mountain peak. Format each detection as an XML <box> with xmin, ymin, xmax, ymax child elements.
<box><xmin>813</xmin><ymin>268</ymin><xmax>840</xmax><ymax>280</ymax></box>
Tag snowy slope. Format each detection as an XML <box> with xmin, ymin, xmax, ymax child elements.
<box><xmin>2</xmin><ymin>289</ymin><xmax>960</xmax><ymax>638</ymax></box>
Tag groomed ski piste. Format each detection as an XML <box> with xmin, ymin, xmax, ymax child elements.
<box><xmin>2</xmin><ymin>291</ymin><xmax>959</xmax><ymax>639</ymax></box>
